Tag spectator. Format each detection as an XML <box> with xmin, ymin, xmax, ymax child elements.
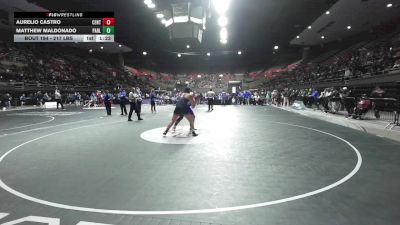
<box><xmin>118</xmin><ymin>88</ymin><xmax>127</xmax><ymax>115</ymax></box>
<box><xmin>103</xmin><ymin>90</ymin><xmax>112</xmax><ymax>116</ymax></box>
<box><xmin>20</xmin><ymin>93</ymin><xmax>26</xmax><ymax>106</ymax></box>
<box><xmin>55</xmin><ymin>88</ymin><xmax>64</xmax><ymax>110</ymax></box>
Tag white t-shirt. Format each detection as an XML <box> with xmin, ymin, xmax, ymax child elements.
<box><xmin>344</xmin><ymin>69</ymin><xmax>352</xmax><ymax>78</ymax></box>
<box><xmin>55</xmin><ymin>91</ymin><xmax>61</xmax><ymax>99</ymax></box>
<box><xmin>206</xmin><ymin>91</ymin><xmax>215</xmax><ymax>99</ymax></box>
<box><xmin>133</xmin><ymin>92</ymin><xmax>142</xmax><ymax>102</ymax></box>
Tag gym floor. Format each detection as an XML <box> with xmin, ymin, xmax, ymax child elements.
<box><xmin>0</xmin><ymin>105</ymin><xmax>399</xmax><ymax>225</ymax></box>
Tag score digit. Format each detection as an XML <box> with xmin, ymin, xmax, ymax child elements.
<box><xmin>102</xmin><ymin>18</ymin><xmax>115</xmax><ymax>26</ymax></box>
<box><xmin>103</xmin><ymin>26</ymin><xmax>115</xmax><ymax>34</ymax></box>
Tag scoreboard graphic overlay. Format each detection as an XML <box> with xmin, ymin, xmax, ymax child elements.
<box><xmin>14</xmin><ymin>12</ymin><xmax>114</xmax><ymax>43</ymax></box>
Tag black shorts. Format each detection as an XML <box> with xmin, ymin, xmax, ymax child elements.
<box><xmin>207</xmin><ymin>98</ymin><xmax>214</xmax><ymax>105</ymax></box>
<box><xmin>151</xmin><ymin>101</ymin><xmax>156</xmax><ymax>106</ymax></box>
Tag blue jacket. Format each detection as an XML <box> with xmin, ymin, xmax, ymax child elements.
<box><xmin>150</xmin><ymin>92</ymin><xmax>156</xmax><ymax>101</ymax></box>
<box><xmin>310</xmin><ymin>90</ymin><xmax>320</xmax><ymax>99</ymax></box>
<box><xmin>104</xmin><ymin>93</ymin><xmax>112</xmax><ymax>103</ymax></box>
<box><xmin>118</xmin><ymin>91</ymin><xmax>127</xmax><ymax>100</ymax></box>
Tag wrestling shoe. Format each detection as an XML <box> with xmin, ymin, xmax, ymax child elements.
<box><xmin>191</xmin><ymin>129</ymin><xmax>198</xmax><ymax>136</ymax></box>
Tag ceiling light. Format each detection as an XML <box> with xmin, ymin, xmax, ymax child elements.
<box><xmin>220</xmin><ymin>39</ymin><xmax>228</xmax><ymax>44</ymax></box>
<box><xmin>238</xmin><ymin>51</ymin><xmax>242</xmax><ymax>55</ymax></box>
<box><xmin>308</xmin><ymin>26</ymin><xmax>312</xmax><ymax>29</ymax></box>
<box><xmin>274</xmin><ymin>45</ymin><xmax>279</xmax><ymax>50</ymax></box>
<box><xmin>161</xmin><ymin>19</ymin><xmax>167</xmax><ymax>24</ymax></box>
<box><xmin>220</xmin><ymin>28</ymin><xmax>228</xmax><ymax>40</ymax></box>
<box><xmin>177</xmin><ymin>53</ymin><xmax>181</xmax><ymax>57</ymax></box>
<box><xmin>186</xmin><ymin>45</ymin><xmax>190</xmax><ymax>49</ymax></box>
<box><xmin>387</xmin><ymin>3</ymin><xmax>393</xmax><ymax>7</ymax></box>
<box><xmin>218</xmin><ymin>16</ymin><xmax>228</xmax><ymax>27</ymax></box>
<box><xmin>212</xmin><ymin>0</ymin><xmax>230</xmax><ymax>15</ymax></box>
<box><xmin>156</xmin><ymin>13</ymin><xmax>164</xmax><ymax>19</ymax></box>
<box><xmin>143</xmin><ymin>51</ymin><xmax>147</xmax><ymax>55</ymax></box>
<box><xmin>89</xmin><ymin>49</ymin><xmax>93</xmax><ymax>53</ymax></box>
<box><xmin>321</xmin><ymin>36</ymin><xmax>325</xmax><ymax>39</ymax></box>
<box><xmin>118</xmin><ymin>44</ymin><xmax>122</xmax><ymax>47</ymax></box>
<box><xmin>347</xmin><ymin>25</ymin><xmax>352</xmax><ymax>30</ymax></box>
<box><xmin>325</xmin><ymin>11</ymin><xmax>330</xmax><ymax>15</ymax></box>
<box><xmin>144</xmin><ymin>0</ymin><xmax>152</xmax><ymax>5</ymax></box>
<box><xmin>207</xmin><ymin>52</ymin><xmax>211</xmax><ymax>56</ymax></box>
<box><xmin>296</xmin><ymin>35</ymin><xmax>300</xmax><ymax>39</ymax></box>
<box><xmin>148</xmin><ymin>3</ymin><xmax>156</xmax><ymax>8</ymax></box>
<box><xmin>100</xmin><ymin>46</ymin><xmax>103</xmax><ymax>50</ymax></box>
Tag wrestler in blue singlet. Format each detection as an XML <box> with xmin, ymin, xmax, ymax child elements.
<box><xmin>173</xmin><ymin>102</ymin><xmax>195</xmax><ymax>129</ymax></box>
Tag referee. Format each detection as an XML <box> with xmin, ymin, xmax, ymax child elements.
<box><xmin>206</xmin><ymin>88</ymin><xmax>215</xmax><ymax>111</ymax></box>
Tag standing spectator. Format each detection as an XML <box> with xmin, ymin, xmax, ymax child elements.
<box><xmin>254</xmin><ymin>93</ymin><xmax>260</xmax><ymax>105</ymax></box>
<box><xmin>150</xmin><ymin>89</ymin><xmax>156</xmax><ymax>113</ymax></box>
<box><xmin>276</xmin><ymin>90</ymin><xmax>282</xmax><ymax>106</ymax></box>
<box><xmin>265</xmin><ymin>91</ymin><xmax>272</xmax><ymax>105</ymax></box>
<box><xmin>35</xmin><ymin>91</ymin><xmax>43</xmax><ymax>107</ymax></box>
<box><xmin>320</xmin><ymin>88</ymin><xmax>330</xmax><ymax>112</ymax></box>
<box><xmin>198</xmin><ymin>93</ymin><xmax>203</xmax><ymax>105</ymax></box>
<box><xmin>20</xmin><ymin>93</ymin><xmax>26</xmax><ymax>107</ymax></box>
<box><xmin>128</xmin><ymin>87</ymin><xmax>138</xmax><ymax>122</ymax></box>
<box><xmin>271</xmin><ymin>90</ymin><xmax>278</xmax><ymax>105</ymax></box>
<box><xmin>43</xmin><ymin>92</ymin><xmax>50</xmax><ymax>105</ymax></box>
<box><xmin>341</xmin><ymin>87</ymin><xmax>355</xmax><ymax>118</ymax></box>
<box><xmin>309</xmin><ymin>88</ymin><xmax>320</xmax><ymax>108</ymax></box>
<box><xmin>118</xmin><ymin>88</ymin><xmax>127</xmax><ymax>115</ymax></box>
<box><xmin>237</xmin><ymin>92</ymin><xmax>243</xmax><ymax>105</ymax></box>
<box><xmin>96</xmin><ymin>90</ymin><xmax>103</xmax><ymax>107</ymax></box>
<box><xmin>55</xmin><ymin>88</ymin><xmax>64</xmax><ymax>110</ymax></box>
<box><xmin>282</xmin><ymin>88</ymin><xmax>290</xmax><ymax>107</ymax></box>
<box><xmin>289</xmin><ymin>89</ymin><xmax>298</xmax><ymax>105</ymax></box>
<box><xmin>103</xmin><ymin>90</ymin><xmax>112</xmax><ymax>116</ymax></box>
<box><xmin>3</xmin><ymin>93</ymin><xmax>11</xmax><ymax>109</ymax></box>
<box><xmin>90</xmin><ymin>92</ymin><xmax>97</xmax><ymax>107</ymax></box>
<box><xmin>36</xmin><ymin>91</ymin><xmax>43</xmax><ymax>107</ymax></box>
<box><xmin>221</xmin><ymin>92</ymin><xmax>227</xmax><ymax>105</ymax></box>
<box><xmin>134</xmin><ymin>87</ymin><xmax>143</xmax><ymax>120</ymax></box>
<box><xmin>370</xmin><ymin>86</ymin><xmax>386</xmax><ymax>119</ymax></box>
<box><xmin>245</xmin><ymin>91</ymin><xmax>251</xmax><ymax>105</ymax></box>
<box><xmin>74</xmin><ymin>92</ymin><xmax>81</xmax><ymax>106</ymax></box>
